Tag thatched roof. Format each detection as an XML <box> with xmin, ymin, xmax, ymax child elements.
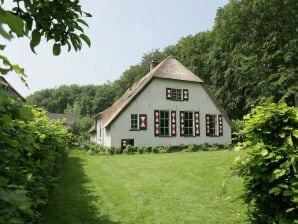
<box><xmin>88</xmin><ymin>124</ymin><xmax>96</xmax><ymax>133</ymax></box>
<box><xmin>0</xmin><ymin>76</ymin><xmax>26</xmax><ymax>102</ymax></box>
<box><xmin>46</xmin><ymin>112</ymin><xmax>77</xmax><ymax>126</ymax></box>
<box><xmin>96</xmin><ymin>56</ymin><xmax>232</xmax><ymax>128</ymax></box>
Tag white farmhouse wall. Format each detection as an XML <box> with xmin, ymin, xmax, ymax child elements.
<box><xmin>90</xmin><ymin>133</ymin><xmax>97</xmax><ymax>143</ymax></box>
<box><xmin>109</xmin><ymin>78</ymin><xmax>231</xmax><ymax>147</ymax></box>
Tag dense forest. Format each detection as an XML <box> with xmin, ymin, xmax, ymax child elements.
<box><xmin>27</xmin><ymin>0</ymin><xmax>298</xmax><ymax>132</ymax></box>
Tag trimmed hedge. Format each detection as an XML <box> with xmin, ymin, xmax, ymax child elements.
<box><xmin>81</xmin><ymin>141</ymin><xmax>231</xmax><ymax>156</ymax></box>
<box><xmin>0</xmin><ymin>94</ymin><xmax>73</xmax><ymax>224</ymax></box>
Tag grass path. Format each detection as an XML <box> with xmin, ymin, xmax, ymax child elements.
<box><xmin>41</xmin><ymin>150</ymin><xmax>247</xmax><ymax>224</ymax></box>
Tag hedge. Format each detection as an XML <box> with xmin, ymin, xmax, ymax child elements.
<box><xmin>80</xmin><ymin>141</ymin><xmax>231</xmax><ymax>156</ymax></box>
<box><xmin>0</xmin><ymin>93</ymin><xmax>73</xmax><ymax>224</ymax></box>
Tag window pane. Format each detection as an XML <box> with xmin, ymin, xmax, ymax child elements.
<box><xmin>184</xmin><ymin>111</ymin><xmax>193</xmax><ymax>136</ymax></box>
<box><xmin>160</xmin><ymin>110</ymin><xmax>169</xmax><ymax>136</ymax></box>
<box><xmin>171</xmin><ymin>89</ymin><xmax>182</xmax><ymax>101</ymax></box>
<box><xmin>131</xmin><ymin>114</ymin><xmax>138</xmax><ymax>129</ymax></box>
<box><xmin>209</xmin><ymin>115</ymin><xmax>217</xmax><ymax>136</ymax></box>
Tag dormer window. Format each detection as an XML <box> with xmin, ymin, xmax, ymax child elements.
<box><xmin>166</xmin><ymin>88</ymin><xmax>188</xmax><ymax>101</ymax></box>
<box><xmin>171</xmin><ymin>89</ymin><xmax>182</xmax><ymax>101</ymax></box>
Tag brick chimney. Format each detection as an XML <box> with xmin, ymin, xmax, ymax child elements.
<box><xmin>150</xmin><ymin>59</ymin><xmax>158</xmax><ymax>71</ymax></box>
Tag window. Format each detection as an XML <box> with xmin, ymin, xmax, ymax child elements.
<box><xmin>131</xmin><ymin>114</ymin><xmax>138</xmax><ymax>129</ymax></box>
<box><xmin>160</xmin><ymin>110</ymin><xmax>170</xmax><ymax>136</ymax></box>
<box><xmin>180</xmin><ymin>111</ymin><xmax>200</xmax><ymax>137</ymax></box>
<box><xmin>121</xmin><ymin>139</ymin><xmax>134</xmax><ymax>149</ymax></box>
<box><xmin>184</xmin><ymin>111</ymin><xmax>193</xmax><ymax>136</ymax></box>
<box><xmin>209</xmin><ymin>115</ymin><xmax>217</xmax><ymax>136</ymax></box>
<box><xmin>166</xmin><ymin>88</ymin><xmax>188</xmax><ymax>101</ymax></box>
<box><xmin>206</xmin><ymin>114</ymin><xmax>223</xmax><ymax>136</ymax></box>
<box><xmin>130</xmin><ymin>114</ymin><xmax>147</xmax><ymax>130</ymax></box>
<box><xmin>171</xmin><ymin>88</ymin><xmax>182</xmax><ymax>101</ymax></box>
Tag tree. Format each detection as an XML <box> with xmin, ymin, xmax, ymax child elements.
<box><xmin>0</xmin><ymin>0</ymin><xmax>91</xmax><ymax>82</ymax></box>
<box><xmin>210</xmin><ymin>0</ymin><xmax>298</xmax><ymax>118</ymax></box>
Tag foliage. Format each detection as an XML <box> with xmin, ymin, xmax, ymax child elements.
<box><xmin>0</xmin><ymin>93</ymin><xmax>73</xmax><ymax>224</ymax></box>
<box><xmin>188</xmin><ymin>144</ymin><xmax>197</xmax><ymax>152</ymax></box>
<box><xmin>0</xmin><ymin>0</ymin><xmax>90</xmax><ymax>51</ymax></box>
<box><xmin>234</xmin><ymin>103</ymin><xmax>298</xmax><ymax>223</ymax></box>
<box><xmin>123</xmin><ymin>145</ymin><xmax>136</xmax><ymax>154</ymax></box>
<box><xmin>0</xmin><ymin>0</ymin><xmax>90</xmax><ymax>84</ymax></box>
<box><xmin>83</xmin><ymin>142</ymin><xmax>230</xmax><ymax>156</ymax></box>
<box><xmin>211</xmin><ymin>0</ymin><xmax>298</xmax><ymax>118</ymax></box>
<box><xmin>27</xmin><ymin>84</ymin><xmax>116</xmax><ymax>134</ymax></box>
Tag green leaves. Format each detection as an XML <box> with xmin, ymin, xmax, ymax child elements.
<box><xmin>53</xmin><ymin>43</ymin><xmax>61</xmax><ymax>56</ymax></box>
<box><xmin>233</xmin><ymin>103</ymin><xmax>298</xmax><ymax>223</ymax></box>
<box><xmin>30</xmin><ymin>30</ymin><xmax>41</xmax><ymax>54</ymax></box>
<box><xmin>80</xmin><ymin>34</ymin><xmax>91</xmax><ymax>47</ymax></box>
<box><xmin>0</xmin><ymin>94</ymin><xmax>74</xmax><ymax>223</ymax></box>
<box><xmin>0</xmin><ymin>7</ymin><xmax>25</xmax><ymax>38</ymax></box>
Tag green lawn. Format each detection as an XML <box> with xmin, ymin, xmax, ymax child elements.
<box><xmin>41</xmin><ymin>150</ymin><xmax>248</xmax><ymax>224</ymax></box>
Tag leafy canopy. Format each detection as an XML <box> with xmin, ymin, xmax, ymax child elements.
<box><xmin>0</xmin><ymin>0</ymin><xmax>91</xmax><ymax>82</ymax></box>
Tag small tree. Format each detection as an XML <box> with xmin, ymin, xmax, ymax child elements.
<box><xmin>234</xmin><ymin>103</ymin><xmax>298</xmax><ymax>223</ymax></box>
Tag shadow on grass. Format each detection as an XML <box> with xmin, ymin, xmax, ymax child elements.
<box><xmin>41</xmin><ymin>154</ymin><xmax>120</xmax><ymax>224</ymax></box>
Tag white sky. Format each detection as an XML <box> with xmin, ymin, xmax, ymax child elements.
<box><xmin>2</xmin><ymin>0</ymin><xmax>229</xmax><ymax>97</ymax></box>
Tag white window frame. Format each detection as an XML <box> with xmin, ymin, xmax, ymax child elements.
<box><xmin>130</xmin><ymin>114</ymin><xmax>138</xmax><ymax>130</ymax></box>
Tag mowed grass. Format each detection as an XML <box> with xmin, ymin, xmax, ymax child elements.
<box><xmin>41</xmin><ymin>150</ymin><xmax>248</xmax><ymax>224</ymax></box>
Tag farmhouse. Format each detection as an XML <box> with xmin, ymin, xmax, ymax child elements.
<box><xmin>90</xmin><ymin>56</ymin><xmax>233</xmax><ymax>148</ymax></box>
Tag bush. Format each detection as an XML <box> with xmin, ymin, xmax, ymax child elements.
<box><xmin>178</xmin><ymin>144</ymin><xmax>186</xmax><ymax>151</ymax></box>
<box><xmin>188</xmin><ymin>144</ymin><xmax>197</xmax><ymax>152</ymax></box>
<box><xmin>110</xmin><ymin>146</ymin><xmax>121</xmax><ymax>155</ymax></box>
<box><xmin>152</xmin><ymin>146</ymin><xmax>160</xmax><ymax>154</ymax></box>
<box><xmin>200</xmin><ymin>143</ymin><xmax>209</xmax><ymax>151</ymax></box>
<box><xmin>0</xmin><ymin>93</ymin><xmax>73</xmax><ymax>223</ymax></box>
<box><xmin>137</xmin><ymin>146</ymin><xmax>148</xmax><ymax>154</ymax></box>
<box><xmin>234</xmin><ymin>103</ymin><xmax>298</xmax><ymax>223</ymax></box>
<box><xmin>164</xmin><ymin>144</ymin><xmax>172</xmax><ymax>153</ymax></box>
<box><xmin>123</xmin><ymin>145</ymin><xmax>135</xmax><ymax>154</ymax></box>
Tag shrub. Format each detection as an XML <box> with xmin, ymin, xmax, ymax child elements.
<box><xmin>188</xmin><ymin>144</ymin><xmax>197</xmax><ymax>152</ymax></box>
<box><xmin>164</xmin><ymin>144</ymin><xmax>172</xmax><ymax>153</ymax></box>
<box><xmin>123</xmin><ymin>145</ymin><xmax>134</xmax><ymax>154</ymax></box>
<box><xmin>138</xmin><ymin>146</ymin><xmax>148</xmax><ymax>154</ymax></box>
<box><xmin>0</xmin><ymin>93</ymin><xmax>73</xmax><ymax>223</ymax></box>
<box><xmin>178</xmin><ymin>144</ymin><xmax>186</xmax><ymax>151</ymax></box>
<box><xmin>234</xmin><ymin>103</ymin><xmax>298</xmax><ymax>223</ymax></box>
<box><xmin>110</xmin><ymin>146</ymin><xmax>121</xmax><ymax>155</ymax></box>
<box><xmin>144</xmin><ymin>146</ymin><xmax>151</xmax><ymax>154</ymax></box>
<box><xmin>152</xmin><ymin>146</ymin><xmax>160</xmax><ymax>154</ymax></box>
<box><xmin>200</xmin><ymin>143</ymin><xmax>209</xmax><ymax>151</ymax></box>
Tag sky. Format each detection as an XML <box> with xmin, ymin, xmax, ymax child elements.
<box><xmin>2</xmin><ymin>0</ymin><xmax>229</xmax><ymax>97</ymax></box>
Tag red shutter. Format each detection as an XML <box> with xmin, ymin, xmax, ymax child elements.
<box><xmin>166</xmin><ymin>88</ymin><xmax>172</xmax><ymax>100</ymax></box>
<box><xmin>171</xmin><ymin>111</ymin><xmax>176</xmax><ymax>137</ymax></box>
<box><xmin>183</xmin><ymin>89</ymin><xmax>189</xmax><ymax>101</ymax></box>
<box><xmin>154</xmin><ymin>110</ymin><xmax>160</xmax><ymax>136</ymax></box>
<box><xmin>218</xmin><ymin>115</ymin><xmax>223</xmax><ymax>136</ymax></box>
<box><xmin>180</xmin><ymin>111</ymin><xmax>185</xmax><ymax>136</ymax></box>
<box><xmin>121</xmin><ymin>139</ymin><xmax>127</xmax><ymax>149</ymax></box>
<box><xmin>139</xmin><ymin>114</ymin><xmax>147</xmax><ymax>130</ymax></box>
<box><xmin>194</xmin><ymin>111</ymin><xmax>200</xmax><ymax>136</ymax></box>
<box><xmin>206</xmin><ymin>114</ymin><xmax>210</xmax><ymax>136</ymax></box>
